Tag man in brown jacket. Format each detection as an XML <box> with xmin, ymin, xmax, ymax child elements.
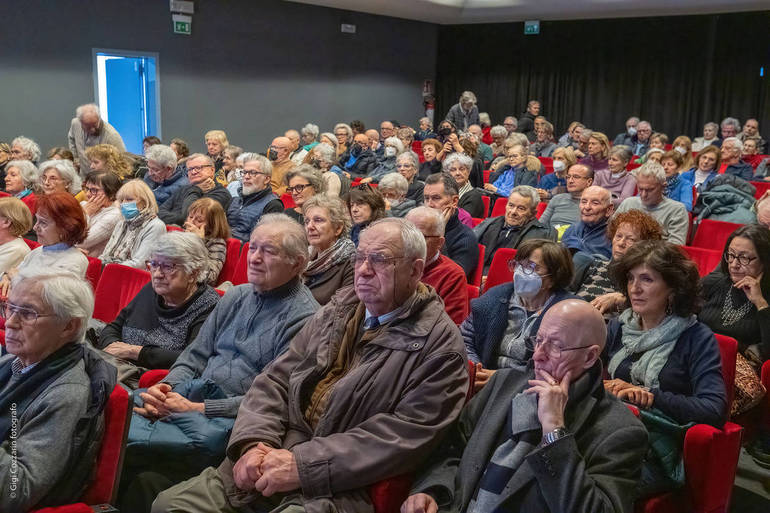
<box><xmin>153</xmin><ymin>217</ymin><xmax>469</xmax><ymax>513</ymax></box>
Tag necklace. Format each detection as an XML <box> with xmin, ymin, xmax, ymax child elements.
<box><xmin>720</xmin><ymin>288</ymin><xmax>753</xmax><ymax>326</ymax></box>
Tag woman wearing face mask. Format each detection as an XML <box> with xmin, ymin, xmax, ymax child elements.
<box><xmin>537</xmin><ymin>146</ymin><xmax>576</xmax><ymax>201</ymax></box>
<box><xmin>671</xmin><ymin>136</ymin><xmax>694</xmax><ymax>170</ymax></box>
<box><xmin>308</xmin><ymin>143</ymin><xmax>348</xmax><ymax>197</ymax></box>
<box><xmin>461</xmin><ymin>239</ymin><xmax>577</xmax><ymax>392</ymax></box>
<box><xmin>661</xmin><ymin>151</ymin><xmax>693</xmax><ymax>211</ymax></box>
<box><xmin>362</xmin><ymin>137</ymin><xmax>405</xmax><ymax>184</ymax></box>
<box><xmin>378</xmin><ymin>173</ymin><xmax>415</xmax><ymax>218</ymax></box>
<box><xmin>0</xmin><ymin>192</ymin><xmax>89</xmax><ymax>296</ymax></box>
<box><xmin>418</xmin><ymin>139</ymin><xmax>443</xmax><ymax>180</ymax></box>
<box><xmin>100</xmin><ymin>180</ymin><xmax>167</xmax><ymax>269</ymax></box>
<box><xmin>593</xmin><ymin>146</ymin><xmax>636</xmax><ymax>208</ymax></box>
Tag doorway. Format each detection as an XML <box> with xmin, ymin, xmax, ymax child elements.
<box><xmin>92</xmin><ymin>49</ymin><xmax>160</xmax><ymax>154</ymax></box>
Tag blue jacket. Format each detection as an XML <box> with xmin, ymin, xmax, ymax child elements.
<box><xmin>561</xmin><ymin>218</ymin><xmax>612</xmax><ymax>260</ymax></box>
<box><xmin>442</xmin><ymin>211</ymin><xmax>479</xmax><ymax>280</ymax></box>
<box><xmin>144</xmin><ymin>167</ymin><xmax>189</xmax><ymax>205</ymax></box>
<box><xmin>489</xmin><ymin>164</ymin><xmax>538</xmax><ymax>198</ymax></box>
<box><xmin>680</xmin><ymin>168</ymin><xmax>717</xmax><ymax>192</ymax></box>
<box><xmin>724</xmin><ymin>161</ymin><xmax>753</xmax><ymax>182</ymax></box>
<box><xmin>666</xmin><ymin>176</ymin><xmax>693</xmax><ymax>212</ymax></box>
<box><xmin>465</xmin><ymin>283</ymin><xmax>576</xmax><ymax>369</ymax></box>
<box><xmin>226</xmin><ymin>187</ymin><xmax>283</xmax><ymax>242</ymax></box>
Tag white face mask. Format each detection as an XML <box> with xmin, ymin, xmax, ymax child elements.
<box><xmin>552</xmin><ymin>160</ymin><xmax>566</xmax><ymax>173</ymax></box>
<box><xmin>384</xmin><ymin>147</ymin><xmax>397</xmax><ymax>158</ymax></box>
<box><xmin>674</xmin><ymin>146</ymin><xmax>688</xmax><ymax>155</ymax></box>
<box><xmin>627</xmin><ymin>126</ymin><xmax>638</xmax><ymax>137</ymax></box>
<box><xmin>513</xmin><ymin>266</ymin><xmax>543</xmax><ymax>299</ymax></box>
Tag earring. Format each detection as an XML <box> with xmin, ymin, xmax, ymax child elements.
<box><xmin>665</xmin><ymin>298</ymin><xmax>673</xmax><ymax>316</ymax></box>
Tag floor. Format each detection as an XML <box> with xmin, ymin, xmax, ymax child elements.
<box><xmin>731</xmin><ymin>448</ymin><xmax>770</xmax><ymax>512</ymax></box>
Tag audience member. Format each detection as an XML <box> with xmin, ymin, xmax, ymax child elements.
<box><xmin>467</xmin><ymin>124</ymin><xmax>494</xmax><ymax>162</ymax></box>
<box><xmin>699</xmin><ymin>224</ymin><xmax>770</xmax><ymax>364</ymax></box>
<box><xmin>227</xmin><ymin>153</ymin><xmax>283</xmax><ymax>242</ymax></box>
<box><xmin>444</xmin><ymin>152</ymin><xmax>484</xmax><ymax>218</ymax></box>
<box><xmin>380</xmin><ymin>119</ymin><xmax>397</xmax><ymax>142</ymax></box>
<box><xmin>309</xmin><ymin>142</ymin><xmax>347</xmax><ymax>196</ymax></box>
<box><xmin>184</xmin><ymin>197</ymin><xmax>231</xmax><ymax>285</ymax></box>
<box><xmin>484</xmin><ymin>144</ymin><xmax>538</xmax><ymax>205</ymax></box>
<box><xmin>396</xmin><ymin>151</ymin><xmax>424</xmax><ymax>205</ymax></box>
<box><xmin>67</xmin><ymin>103</ymin><xmax>125</xmax><ymax>171</ymax></box>
<box><xmin>396</xmin><ymin>127</ymin><xmax>415</xmax><ymax>155</ymax></box>
<box><xmin>661</xmin><ymin>150</ymin><xmax>693</xmax><ymax>211</ymax></box>
<box><xmin>266</xmin><ymin>136</ymin><xmax>295</xmax><ymax>196</ymax></box>
<box><xmin>445</xmin><ymin>90</ymin><xmax>480</xmax><ymax>131</ymax></box>
<box><xmin>101</xmin><ymin>180</ymin><xmax>166</xmax><ymax>269</ymax></box>
<box><xmin>300</xmin><ymin>123</ymin><xmax>320</xmax><ymax>150</ymax></box>
<box><xmin>537</xmin><ymin>145</ymin><xmax>575</xmax><ymax>200</ymax></box>
<box><xmin>0</xmin><ymin>272</ymin><xmax>115</xmax><ymax>511</ymax></box>
<box><xmin>39</xmin><ymin>158</ymin><xmax>82</xmax><ymax>198</ymax></box>
<box><xmin>301</xmin><ymin>194</ymin><xmax>355</xmax><ymax>305</ymax></box>
<box><xmin>285</xmin><ymin>129</ymin><xmax>307</xmax><ymax>166</ymax></box>
<box><xmin>605</xmin><ymin>240</ymin><xmax>727</xmax><ymax>430</ymax></box>
<box><xmin>121</xmin><ymin>214</ymin><xmax>319</xmax><ymax>511</ymax></box>
<box><xmin>540</xmin><ymin>163</ymin><xmax>594</xmax><ymax>232</ymax></box>
<box><xmin>613</xmin><ymin>116</ymin><xmax>640</xmax><ymax>147</ymax></box>
<box><xmin>346</xmin><ymin>183</ymin><xmax>386</xmax><ymax>246</ymax></box>
<box><xmin>593</xmin><ymin>145</ymin><xmax>636</xmax><ymax>207</ymax></box>
<box><xmin>474</xmin><ymin>185</ymin><xmax>554</xmax><ymax>273</ymax></box>
<box><xmin>11</xmin><ymin>136</ymin><xmax>42</xmax><ymax>164</ymax></box>
<box><xmin>681</xmin><ymin>145</ymin><xmax>721</xmax><ymax>191</ymax></box>
<box><xmin>572</xmin><ymin>210</ymin><xmax>663</xmax><ymax>312</ymax></box>
<box><xmin>158</xmin><ymin>153</ymin><xmax>232</xmax><ymax>226</ymax></box>
<box><xmin>742</xmin><ymin>138</ymin><xmax>763</xmax><ymax>170</ymax></box>
<box><xmin>463</xmin><ymin>239</ymin><xmax>575</xmax><ymax>390</ymax></box>
<box><xmin>340</xmin><ymin>133</ymin><xmax>378</xmax><ymax>179</ymax></box>
<box><xmin>423</xmin><ymin>173</ymin><xmax>479</xmax><ymax>279</ymax></box>
<box><xmin>672</xmin><ymin>135</ymin><xmax>695</xmax><ymax>169</ymax></box>
<box><xmin>406</xmin><ymin>206</ymin><xmax>469</xmax><ymax>324</ymax></box>
<box><xmin>489</xmin><ymin>125</ymin><xmax>508</xmax><ymax>157</ymax></box>
<box><xmin>77</xmin><ymin>171</ymin><xmax>121</xmax><ymax>257</ymax></box>
<box><xmin>557</xmin><ymin>120</ymin><xmax>584</xmax><ymax>149</ymax></box>
<box><xmin>169</xmin><ymin>138</ymin><xmax>190</xmax><ymax>162</ymax></box>
<box><xmin>720</xmin><ymin>138</ymin><xmax>753</xmax><ymax>181</ymax></box>
<box><xmin>404</xmin><ymin>298</ymin><xmax>646</xmax><ymax>513</ymax></box>
<box><xmin>97</xmin><ymin>232</ymin><xmax>220</xmax><ymax>385</ymax></box>
<box><xmin>379</xmin><ymin>172</ymin><xmax>415</xmax><ymax>217</ymax></box>
<box><xmin>739</xmin><ymin>118</ymin><xmax>766</xmax><ymax>153</ymax></box>
<box><xmin>579</xmin><ymin>131</ymin><xmax>611</xmax><ymax>173</ymax></box>
<box><xmin>0</xmin><ymin>197</ymin><xmax>32</xmax><ymax>274</ymax></box>
<box><xmin>531</xmin><ymin>120</ymin><xmax>556</xmax><ymax>157</ymax></box>
<box><xmin>757</xmin><ymin>194</ymin><xmax>770</xmax><ymax>229</ymax></box>
<box><xmin>458</xmin><ymin>135</ymin><xmax>484</xmax><ymax>187</ymax></box>
<box><xmin>152</xmin><ymin>217</ymin><xmax>468</xmax><ymax>513</ymax></box>
<box><xmin>142</xmin><ymin>136</ymin><xmax>162</xmax><ymax>154</ymax></box>
<box><xmin>333</xmin><ymin>122</ymin><xmax>353</xmax><ymax>157</ymax></box>
<box><xmin>143</xmin><ymin>143</ymin><xmax>189</xmax><ymax>204</ymax></box>
<box><xmin>204</xmin><ymin>130</ymin><xmax>228</xmax><ymax>173</ymax></box>
<box><xmin>4</xmin><ymin>159</ymin><xmax>40</xmax><ymax>214</ymax></box>
<box><xmin>85</xmin><ymin>143</ymin><xmax>133</xmax><ymax>181</ymax></box>
<box><xmin>693</xmin><ymin>122</ymin><xmax>721</xmax><ymax>151</ymax></box>
<box><xmin>615</xmin><ymin>162</ymin><xmax>688</xmax><ymax>244</ymax></box>
<box><xmin>720</xmin><ymin>117</ymin><xmax>741</xmax><ymax>140</ymax></box>
<box><xmin>350</xmin><ymin>119</ymin><xmax>366</xmax><ymax>136</ymax></box>
<box><xmin>365</xmin><ymin>137</ymin><xmax>405</xmax><ymax>183</ymax></box>
<box><xmin>644</xmin><ymin>148</ymin><xmax>664</xmax><ymax>165</ymax></box>
<box><xmin>366</xmin><ymin>129</ymin><xmax>382</xmax><ymax>154</ymax></box>
<box><xmin>418</xmin><ymin>138</ymin><xmax>443</xmax><ymax>180</ymax></box>
<box><xmin>561</xmin><ymin>185</ymin><xmax>614</xmax><ymax>259</ymax></box>
<box><xmin>219</xmin><ymin>145</ymin><xmax>243</xmax><ymax>184</ymax></box>
<box><xmin>503</xmin><ymin>115</ymin><xmax>518</xmax><ymax>135</ymax></box>
<box><xmin>284</xmin><ymin>165</ymin><xmax>326</xmax><ymax>225</ymax></box>
<box><xmin>47</xmin><ymin>146</ymin><xmax>75</xmax><ymax>162</ymax></box>
<box><xmin>630</xmin><ymin>121</ymin><xmax>653</xmax><ymax>156</ymax></box>
<box><xmin>415</xmin><ymin>116</ymin><xmax>436</xmax><ymax>141</ymax></box>
<box><xmin>517</xmin><ymin>100</ymin><xmax>541</xmax><ymax>141</ymax></box>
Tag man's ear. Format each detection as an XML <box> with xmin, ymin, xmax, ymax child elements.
<box><xmin>583</xmin><ymin>345</ymin><xmax>602</xmax><ymax>369</ymax></box>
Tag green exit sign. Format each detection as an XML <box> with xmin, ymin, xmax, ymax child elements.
<box><xmin>524</xmin><ymin>20</ymin><xmax>540</xmax><ymax>35</ymax></box>
<box><xmin>172</xmin><ymin>14</ymin><xmax>192</xmax><ymax>35</ymax></box>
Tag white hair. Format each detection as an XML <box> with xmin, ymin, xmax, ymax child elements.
<box><xmin>364</xmin><ymin>217</ymin><xmax>427</xmax><ymax>261</ymax></box>
<box><xmin>312</xmin><ymin>143</ymin><xmax>336</xmax><ymax>166</ymax></box>
<box><xmin>301</xmin><ymin>123</ymin><xmax>320</xmax><ymax>139</ymax></box>
<box><xmin>333</xmin><ymin>123</ymin><xmax>353</xmax><ymax>139</ymax></box>
<box><xmin>150</xmin><ymin>232</ymin><xmax>210</xmax><ymax>284</ymax></box>
<box><xmin>12</xmin><ymin>271</ymin><xmax>94</xmax><ymax>342</ymax></box>
<box><xmin>704</xmin><ymin>122</ymin><xmax>719</xmax><ymax>132</ymax></box>
<box><xmin>240</xmin><ymin>152</ymin><xmax>272</xmax><ymax>177</ymax></box>
<box><xmin>11</xmin><ymin>136</ymin><xmax>41</xmax><ymax>163</ymax></box>
<box><xmin>723</xmin><ymin>137</ymin><xmax>743</xmax><ymax>152</ymax></box>
<box><xmin>510</xmin><ymin>185</ymin><xmax>540</xmax><ymax>211</ymax></box>
<box><xmin>490</xmin><ymin>125</ymin><xmax>507</xmax><ymax>138</ymax></box>
<box><xmin>39</xmin><ymin>159</ymin><xmax>82</xmax><ymax>194</ymax></box>
<box><xmin>478</xmin><ymin>112</ymin><xmax>491</xmax><ymax>126</ymax></box>
<box><xmin>405</xmin><ymin>206</ymin><xmax>445</xmax><ymax>237</ymax></box>
<box><xmin>419</xmin><ymin>116</ymin><xmax>432</xmax><ymax>129</ymax></box>
<box><xmin>396</xmin><ymin>151</ymin><xmax>419</xmax><ymax>169</ymax></box>
<box><xmin>379</xmin><ymin>173</ymin><xmax>409</xmax><ymax>196</ymax></box>
<box><xmin>254</xmin><ymin>213</ymin><xmax>309</xmax><ymax>266</ymax></box>
<box><xmin>384</xmin><ymin>136</ymin><xmax>405</xmax><ymax>155</ymax></box>
<box><xmin>442</xmin><ymin>152</ymin><xmax>473</xmax><ymax>172</ymax></box>
<box><xmin>6</xmin><ymin>160</ymin><xmax>40</xmax><ymax>189</ymax></box>
<box><xmin>633</xmin><ymin>161</ymin><xmax>667</xmax><ymax>184</ymax></box>
<box><xmin>459</xmin><ymin>91</ymin><xmax>477</xmax><ymax>105</ymax></box>
<box><xmin>145</xmin><ymin>144</ymin><xmax>178</xmax><ymax>170</ymax></box>
<box><xmin>721</xmin><ymin>117</ymin><xmax>741</xmax><ymax>131</ymax></box>
<box><xmin>75</xmin><ymin>103</ymin><xmax>100</xmax><ymax>120</ymax></box>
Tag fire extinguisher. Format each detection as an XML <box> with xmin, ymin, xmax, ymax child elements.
<box><xmin>424</xmin><ymin>96</ymin><xmax>435</xmax><ymax>126</ymax></box>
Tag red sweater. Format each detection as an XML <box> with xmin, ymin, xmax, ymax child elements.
<box><xmin>421</xmin><ymin>254</ymin><xmax>469</xmax><ymax>325</ymax></box>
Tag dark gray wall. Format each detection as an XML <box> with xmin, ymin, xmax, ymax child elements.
<box><xmin>1</xmin><ymin>0</ymin><xmax>437</xmax><ymax>154</ymax></box>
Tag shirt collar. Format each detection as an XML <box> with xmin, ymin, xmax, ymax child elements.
<box><xmin>365</xmin><ymin>291</ymin><xmax>418</xmax><ymax>328</ymax></box>
<box><xmin>42</xmin><ymin>242</ymin><xmax>71</xmax><ymax>251</ymax></box>
<box><xmin>11</xmin><ymin>357</ymin><xmax>38</xmax><ymax>375</ymax></box>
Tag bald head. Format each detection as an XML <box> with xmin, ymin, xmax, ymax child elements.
<box><xmin>757</xmin><ymin>197</ymin><xmax>770</xmax><ymax>229</ymax></box>
<box><xmin>271</xmin><ymin>137</ymin><xmax>292</xmax><ymax>162</ymax></box>
<box><xmin>365</xmin><ymin>129</ymin><xmax>380</xmax><ymax>149</ymax></box>
<box><xmin>284</xmin><ymin>130</ymin><xmax>300</xmax><ymax>151</ymax></box>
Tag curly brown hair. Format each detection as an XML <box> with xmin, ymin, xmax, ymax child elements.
<box><xmin>609</xmin><ymin>240</ymin><xmax>702</xmax><ymax>317</ymax></box>
<box><xmin>607</xmin><ymin>210</ymin><xmax>664</xmax><ymax>241</ymax></box>
<box><xmin>84</xmin><ymin>144</ymin><xmax>132</xmax><ymax>180</ymax></box>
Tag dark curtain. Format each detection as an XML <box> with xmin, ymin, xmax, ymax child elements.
<box><xmin>436</xmin><ymin>11</ymin><xmax>770</xmax><ymax>141</ymax></box>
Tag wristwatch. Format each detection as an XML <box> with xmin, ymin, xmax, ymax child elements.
<box><xmin>541</xmin><ymin>427</ymin><xmax>569</xmax><ymax>446</ymax></box>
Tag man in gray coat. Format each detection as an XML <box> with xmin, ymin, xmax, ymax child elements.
<box><xmin>67</xmin><ymin>103</ymin><xmax>126</xmax><ymax>173</ymax></box>
<box><xmin>402</xmin><ymin>299</ymin><xmax>647</xmax><ymax>513</ymax></box>
<box><xmin>153</xmin><ymin>217</ymin><xmax>469</xmax><ymax>513</ymax></box>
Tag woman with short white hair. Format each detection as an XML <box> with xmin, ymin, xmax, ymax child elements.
<box><xmin>443</xmin><ymin>152</ymin><xmax>485</xmax><ymax>218</ymax></box>
<box><xmin>11</xmin><ymin>136</ymin><xmax>42</xmax><ymax>163</ymax></box>
<box><xmin>693</xmin><ymin>122</ymin><xmax>721</xmax><ymax>151</ymax></box>
<box><xmin>396</xmin><ymin>151</ymin><xmax>424</xmax><ymax>205</ymax></box>
<box><xmin>309</xmin><ymin>143</ymin><xmax>348</xmax><ymax>197</ymax></box>
<box><xmin>39</xmin><ymin>159</ymin><xmax>82</xmax><ymax>196</ymax></box>
<box><xmin>364</xmin><ymin>136</ymin><xmax>405</xmax><ymax>184</ymax></box>
<box><xmin>4</xmin><ymin>159</ymin><xmax>41</xmax><ymax>214</ymax></box>
<box><xmin>333</xmin><ymin>123</ymin><xmax>353</xmax><ymax>157</ymax></box>
<box><xmin>97</xmin><ymin>231</ymin><xmax>221</xmax><ymax>385</ymax></box>
<box><xmin>301</xmin><ymin>123</ymin><xmax>320</xmax><ymax>150</ymax></box>
<box><xmin>379</xmin><ymin>172</ymin><xmax>415</xmax><ymax>218</ymax></box>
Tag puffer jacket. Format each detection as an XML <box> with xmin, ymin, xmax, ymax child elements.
<box><xmin>693</xmin><ymin>174</ymin><xmax>757</xmax><ymax>224</ymax></box>
<box><xmin>217</xmin><ymin>284</ymin><xmax>468</xmax><ymax>513</ymax></box>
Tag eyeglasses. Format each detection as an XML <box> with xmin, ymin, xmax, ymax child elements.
<box><xmin>242</xmin><ymin>170</ymin><xmax>269</xmax><ymax>178</ymax></box>
<box><xmin>0</xmin><ymin>301</ymin><xmax>57</xmax><ymax>325</ymax></box>
<box><xmin>187</xmin><ymin>164</ymin><xmax>213</xmax><ymax>174</ymax></box>
<box><xmin>146</xmin><ymin>260</ymin><xmax>179</xmax><ymax>274</ymax></box>
<box><xmin>566</xmin><ymin>174</ymin><xmax>589</xmax><ymax>181</ymax></box>
<box><xmin>395</xmin><ymin>164</ymin><xmax>414</xmax><ymax>169</ymax></box>
<box><xmin>85</xmin><ymin>186</ymin><xmax>103</xmax><ymax>195</ymax></box>
<box><xmin>42</xmin><ymin>175</ymin><xmax>62</xmax><ymax>183</ymax></box>
<box><xmin>286</xmin><ymin>184</ymin><xmax>312</xmax><ymax>194</ymax></box>
<box><xmin>529</xmin><ymin>336</ymin><xmax>594</xmax><ymax>359</ymax></box>
<box><xmin>508</xmin><ymin>260</ymin><xmax>543</xmax><ymax>275</ymax></box>
<box><xmin>354</xmin><ymin>251</ymin><xmax>405</xmax><ymax>271</ymax></box>
<box><xmin>724</xmin><ymin>252</ymin><xmax>757</xmax><ymax>267</ymax></box>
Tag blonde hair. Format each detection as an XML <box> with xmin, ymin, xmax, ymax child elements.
<box><xmin>0</xmin><ymin>197</ymin><xmax>33</xmax><ymax>236</ymax></box>
<box><xmin>116</xmin><ymin>179</ymin><xmax>158</xmax><ymax>215</ymax></box>
<box><xmin>588</xmin><ymin>131</ymin><xmax>610</xmax><ymax>159</ymax></box>
<box><xmin>204</xmin><ymin>130</ymin><xmax>229</xmax><ymax>147</ymax></box>
<box><xmin>187</xmin><ymin>198</ymin><xmax>231</xmax><ymax>239</ymax></box>
<box><xmin>84</xmin><ymin>144</ymin><xmax>132</xmax><ymax>180</ymax></box>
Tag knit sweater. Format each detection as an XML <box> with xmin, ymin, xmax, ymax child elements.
<box><xmin>19</xmin><ymin>244</ymin><xmax>88</xmax><ymax>279</ymax></box>
<box><xmin>593</xmin><ymin>169</ymin><xmax>637</xmax><ymax>207</ymax></box>
<box><xmin>539</xmin><ymin>192</ymin><xmax>581</xmax><ymax>230</ymax></box>
<box><xmin>205</xmin><ymin>238</ymin><xmax>227</xmax><ymax>285</ymax></box>
<box><xmin>98</xmin><ymin>282</ymin><xmax>220</xmax><ymax>369</ymax></box>
<box><xmin>615</xmin><ymin>196</ymin><xmax>689</xmax><ymax>245</ymax></box>
<box><xmin>163</xmin><ymin>278</ymin><xmax>319</xmax><ymax>418</ymax></box>
<box><xmin>0</xmin><ymin>237</ymin><xmax>29</xmax><ymax>275</ymax></box>
<box><xmin>421</xmin><ymin>254</ymin><xmax>469</xmax><ymax>325</ymax></box>
<box><xmin>78</xmin><ymin>204</ymin><xmax>121</xmax><ymax>258</ymax></box>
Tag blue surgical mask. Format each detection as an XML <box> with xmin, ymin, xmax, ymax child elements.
<box><xmin>514</xmin><ymin>266</ymin><xmax>543</xmax><ymax>299</ymax></box>
<box><xmin>120</xmin><ymin>201</ymin><xmax>140</xmax><ymax>220</ymax></box>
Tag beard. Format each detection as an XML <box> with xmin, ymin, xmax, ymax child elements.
<box><xmin>242</xmin><ymin>184</ymin><xmax>260</xmax><ymax>196</ymax></box>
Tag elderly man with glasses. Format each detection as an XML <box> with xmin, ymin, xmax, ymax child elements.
<box><xmin>540</xmin><ymin>163</ymin><xmax>594</xmax><ymax>234</ymax></box>
<box><xmin>158</xmin><ymin>153</ymin><xmax>232</xmax><ymax>226</ymax></box>
<box><xmin>67</xmin><ymin>103</ymin><xmax>126</xmax><ymax>172</ymax></box>
<box><xmin>143</xmin><ymin>144</ymin><xmax>189</xmax><ymax>204</ymax></box>
<box><xmin>227</xmin><ymin>153</ymin><xmax>284</xmax><ymax>242</ymax></box>
<box><xmin>152</xmin><ymin>217</ymin><xmax>468</xmax><ymax>513</ymax></box>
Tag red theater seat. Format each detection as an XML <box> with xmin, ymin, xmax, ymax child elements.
<box><xmin>216</xmin><ymin>238</ymin><xmax>243</xmax><ymax>285</ymax></box>
<box><xmin>484</xmin><ymin>248</ymin><xmax>516</xmax><ymax>291</ymax></box>
<box><xmin>92</xmin><ymin>264</ymin><xmax>151</xmax><ymax>323</ymax></box>
<box><xmin>690</xmin><ymin>219</ymin><xmax>742</xmax><ymax>250</ymax></box>
<box><xmin>680</xmin><ymin>246</ymin><xmax>722</xmax><ymax>277</ymax></box>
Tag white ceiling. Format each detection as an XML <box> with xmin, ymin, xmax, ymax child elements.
<box><xmin>285</xmin><ymin>0</ymin><xmax>768</xmax><ymax>25</ymax></box>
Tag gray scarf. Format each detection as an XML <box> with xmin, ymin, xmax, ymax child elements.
<box><xmin>304</xmin><ymin>237</ymin><xmax>355</xmax><ymax>278</ymax></box>
<box><xmin>608</xmin><ymin>309</ymin><xmax>696</xmax><ymax>389</ymax></box>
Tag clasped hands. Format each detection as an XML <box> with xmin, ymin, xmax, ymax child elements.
<box><xmin>134</xmin><ymin>383</ymin><xmax>205</xmax><ymax>420</ymax></box>
<box><xmin>604</xmin><ymin>378</ymin><xmax>654</xmax><ymax>409</ymax></box>
<box><xmin>233</xmin><ymin>442</ymin><xmax>300</xmax><ymax>497</ymax></box>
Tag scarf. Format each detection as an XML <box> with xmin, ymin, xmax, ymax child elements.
<box><xmin>101</xmin><ymin>211</ymin><xmax>156</xmax><ymax>264</ymax></box>
<box><xmin>608</xmin><ymin>309</ymin><xmax>696</xmax><ymax>389</ymax></box>
<box><xmin>304</xmin><ymin>237</ymin><xmax>355</xmax><ymax>278</ymax></box>
<box><xmin>665</xmin><ymin>174</ymin><xmax>681</xmax><ymax>196</ymax></box>
<box><xmin>458</xmin><ymin>181</ymin><xmax>473</xmax><ymax>199</ymax></box>
<box><xmin>15</xmin><ymin>189</ymin><xmax>31</xmax><ymax>199</ymax></box>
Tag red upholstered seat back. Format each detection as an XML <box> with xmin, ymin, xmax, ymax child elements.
<box><xmin>231</xmin><ymin>242</ymin><xmax>250</xmax><ymax>285</ymax></box>
<box><xmin>85</xmin><ymin>256</ymin><xmax>103</xmax><ymax>291</ymax></box>
<box><xmin>490</xmin><ymin>197</ymin><xmax>507</xmax><ymax>218</ymax></box>
<box><xmin>92</xmin><ymin>264</ymin><xmax>151</xmax><ymax>323</ymax></box>
<box><xmin>690</xmin><ymin>219</ymin><xmax>742</xmax><ymax>250</ymax></box>
<box><xmin>216</xmin><ymin>238</ymin><xmax>244</xmax><ymax>285</ymax></box>
<box><xmin>470</xmin><ymin>244</ymin><xmax>484</xmax><ymax>287</ymax></box>
<box><xmin>680</xmin><ymin>245</ymin><xmax>721</xmax><ymax>277</ymax></box>
<box><xmin>484</xmin><ymin>248</ymin><xmax>517</xmax><ymax>292</ymax></box>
